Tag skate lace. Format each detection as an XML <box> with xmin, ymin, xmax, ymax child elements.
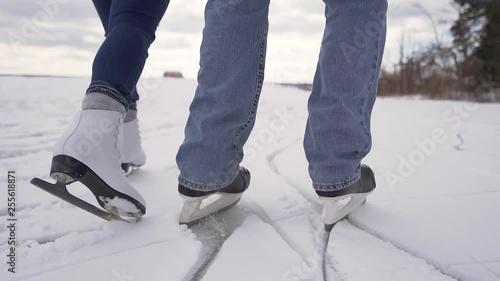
<box><xmin>116</xmin><ymin>116</ymin><xmax>124</xmax><ymax>163</ymax></box>
<box><xmin>137</xmin><ymin>119</ymin><xmax>143</xmax><ymax>142</ymax></box>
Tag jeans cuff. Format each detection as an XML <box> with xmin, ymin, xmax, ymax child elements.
<box><xmin>87</xmin><ymin>80</ymin><xmax>129</xmax><ymax>111</ymax></box>
<box><xmin>178</xmin><ymin>169</ymin><xmax>240</xmax><ymax>192</ymax></box>
<box><xmin>129</xmin><ymin>101</ymin><xmax>137</xmax><ymax>111</ymax></box>
<box><xmin>313</xmin><ymin>166</ymin><xmax>361</xmax><ymax>192</ymax></box>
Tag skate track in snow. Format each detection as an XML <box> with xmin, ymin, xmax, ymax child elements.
<box><xmin>1</xmin><ymin>77</ymin><xmax>499</xmax><ymax>281</ymax></box>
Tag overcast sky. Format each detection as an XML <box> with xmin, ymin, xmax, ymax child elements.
<box><xmin>0</xmin><ymin>0</ymin><xmax>456</xmax><ymax>83</ymax></box>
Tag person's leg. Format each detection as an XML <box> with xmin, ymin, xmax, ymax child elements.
<box><xmin>92</xmin><ymin>0</ymin><xmax>111</xmax><ymax>32</ymax></box>
<box><xmin>86</xmin><ymin>0</ymin><xmax>169</xmax><ymax>111</ymax></box>
<box><xmin>92</xmin><ymin>0</ymin><xmax>165</xmax><ymax>169</ymax></box>
<box><xmin>92</xmin><ymin>0</ymin><xmax>141</xmax><ymax>112</ymax></box>
<box><xmin>176</xmin><ymin>0</ymin><xmax>271</xmax><ymax>191</ymax></box>
<box><xmin>304</xmin><ymin>0</ymin><xmax>387</xmax><ymax>192</ymax></box>
<box><xmin>44</xmin><ymin>1</ymin><xmax>169</xmax><ymax>220</ymax></box>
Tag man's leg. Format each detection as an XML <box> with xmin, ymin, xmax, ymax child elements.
<box><xmin>176</xmin><ymin>0</ymin><xmax>270</xmax><ymax>224</ymax></box>
<box><xmin>177</xmin><ymin>0</ymin><xmax>271</xmax><ymax>191</ymax></box>
<box><xmin>305</xmin><ymin>0</ymin><xmax>387</xmax><ymax>191</ymax></box>
<box><xmin>304</xmin><ymin>0</ymin><xmax>387</xmax><ymax>229</ymax></box>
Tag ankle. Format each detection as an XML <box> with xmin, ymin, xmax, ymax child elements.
<box><xmin>82</xmin><ymin>93</ymin><xmax>126</xmax><ymax>117</ymax></box>
<box><xmin>124</xmin><ymin>109</ymin><xmax>137</xmax><ymax>123</ymax></box>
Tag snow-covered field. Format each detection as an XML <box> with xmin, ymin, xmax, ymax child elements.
<box><xmin>1</xmin><ymin>76</ymin><xmax>499</xmax><ymax>281</ymax></box>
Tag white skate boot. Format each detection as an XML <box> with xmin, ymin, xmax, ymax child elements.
<box><xmin>31</xmin><ymin>110</ymin><xmax>146</xmax><ymax>222</ymax></box>
<box><xmin>119</xmin><ymin>118</ymin><xmax>146</xmax><ymax>176</ymax></box>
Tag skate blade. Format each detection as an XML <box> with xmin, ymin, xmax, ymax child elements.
<box><xmin>98</xmin><ymin>195</ymin><xmax>143</xmax><ymax>223</ymax></box>
<box><xmin>30</xmin><ymin>178</ymin><xmax>140</xmax><ymax>223</ymax></box>
<box><xmin>108</xmin><ymin>206</ymin><xmax>142</xmax><ymax>223</ymax></box>
<box><xmin>121</xmin><ymin>163</ymin><xmax>142</xmax><ymax>177</ymax></box>
<box><xmin>178</xmin><ymin>193</ymin><xmax>242</xmax><ymax>226</ymax></box>
<box><xmin>321</xmin><ymin>193</ymin><xmax>371</xmax><ymax>231</ymax></box>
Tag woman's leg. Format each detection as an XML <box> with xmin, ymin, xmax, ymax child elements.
<box><xmin>92</xmin><ymin>0</ymin><xmax>111</xmax><ymax>32</ymax></box>
<box><xmin>87</xmin><ymin>0</ymin><xmax>170</xmax><ymax>110</ymax></box>
<box><xmin>92</xmin><ymin>0</ymin><xmax>141</xmax><ymax>111</ymax></box>
<box><xmin>43</xmin><ymin>1</ymin><xmax>170</xmax><ymax>221</ymax></box>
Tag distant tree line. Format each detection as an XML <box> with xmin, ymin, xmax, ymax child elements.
<box><xmin>378</xmin><ymin>0</ymin><xmax>500</xmax><ymax>102</ymax></box>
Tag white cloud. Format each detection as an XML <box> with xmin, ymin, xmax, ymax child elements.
<box><xmin>0</xmin><ymin>0</ymin><xmax>457</xmax><ymax>83</ymax></box>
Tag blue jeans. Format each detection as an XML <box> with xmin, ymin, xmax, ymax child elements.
<box><xmin>89</xmin><ymin>0</ymin><xmax>169</xmax><ymax>110</ymax></box>
<box><xmin>177</xmin><ymin>0</ymin><xmax>387</xmax><ymax>192</ymax></box>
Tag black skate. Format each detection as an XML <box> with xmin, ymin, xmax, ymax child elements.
<box><xmin>317</xmin><ymin>165</ymin><xmax>376</xmax><ymax>231</ymax></box>
<box><xmin>177</xmin><ymin>167</ymin><xmax>250</xmax><ymax>226</ymax></box>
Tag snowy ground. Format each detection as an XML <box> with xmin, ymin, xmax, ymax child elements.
<box><xmin>0</xmin><ymin>77</ymin><xmax>499</xmax><ymax>281</ymax></box>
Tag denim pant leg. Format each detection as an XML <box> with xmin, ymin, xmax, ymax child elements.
<box><xmin>92</xmin><ymin>0</ymin><xmax>111</xmax><ymax>31</ymax></box>
<box><xmin>129</xmin><ymin>87</ymin><xmax>139</xmax><ymax>111</ymax></box>
<box><xmin>176</xmin><ymin>0</ymin><xmax>271</xmax><ymax>191</ymax></box>
<box><xmin>304</xmin><ymin>0</ymin><xmax>388</xmax><ymax>191</ymax></box>
<box><xmin>87</xmin><ymin>0</ymin><xmax>169</xmax><ymax>110</ymax></box>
